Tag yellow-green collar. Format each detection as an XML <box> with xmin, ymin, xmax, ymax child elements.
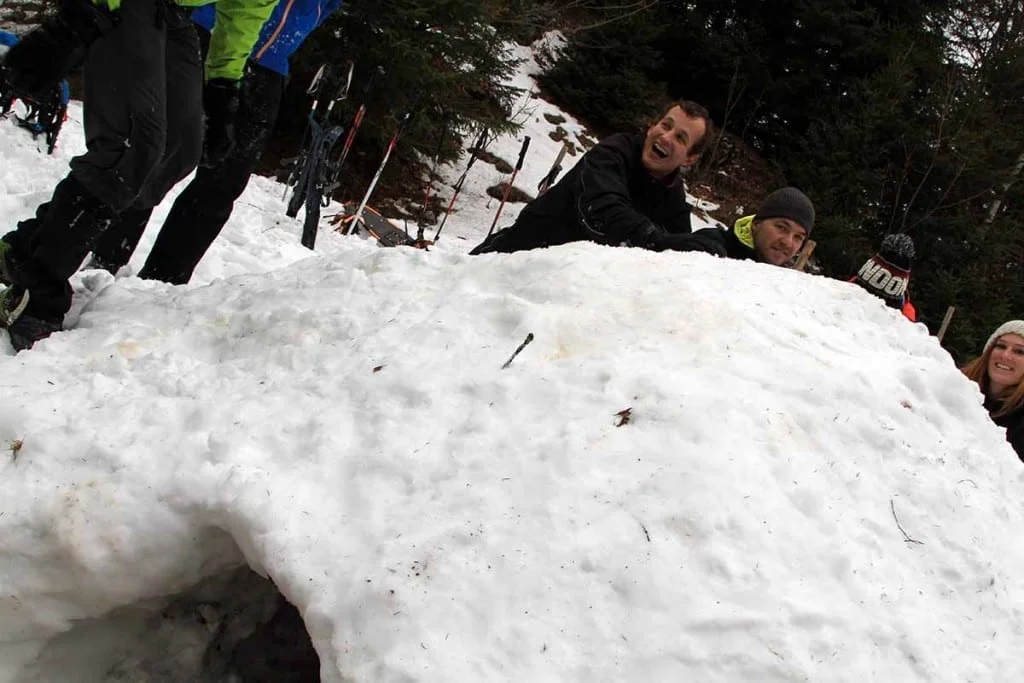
<box><xmin>732</xmin><ymin>215</ymin><xmax>756</xmax><ymax>249</ymax></box>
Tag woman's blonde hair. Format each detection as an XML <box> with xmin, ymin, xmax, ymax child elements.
<box><xmin>961</xmin><ymin>333</ymin><xmax>1024</xmax><ymax>418</ymax></box>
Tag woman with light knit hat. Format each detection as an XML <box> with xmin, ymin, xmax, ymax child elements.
<box><xmin>961</xmin><ymin>320</ymin><xmax>1024</xmax><ymax>460</ymax></box>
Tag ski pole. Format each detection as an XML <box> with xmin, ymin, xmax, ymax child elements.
<box><xmin>433</xmin><ymin>125</ymin><xmax>490</xmax><ymax>242</ymax></box>
<box><xmin>415</xmin><ymin>111</ymin><xmax>451</xmax><ymax>242</ymax></box>
<box><xmin>310</xmin><ymin>64</ymin><xmax>356</xmax><ymax>210</ymax></box>
<box><xmin>538</xmin><ymin>141</ymin><xmax>569</xmax><ymax>195</ymax></box>
<box><xmin>294</xmin><ymin>64</ymin><xmax>329</xmax><ymax>157</ymax></box>
<box><xmin>286</xmin><ymin>115</ymin><xmax>324</xmax><ymax>218</ymax></box>
<box><xmin>325</xmin><ymin>66</ymin><xmax>383</xmax><ymax>195</ymax></box>
<box><xmin>283</xmin><ymin>64</ymin><xmax>330</xmax><ymax>204</ymax></box>
<box><xmin>288</xmin><ymin>65</ymin><xmax>353</xmax><ymax>221</ymax></box>
<box><xmin>484</xmin><ymin>135</ymin><xmax>531</xmax><ymax>240</ymax></box>
<box><xmin>345</xmin><ymin>108</ymin><xmax>416</xmax><ymax>236</ymax></box>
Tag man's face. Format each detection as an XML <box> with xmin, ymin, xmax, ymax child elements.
<box><xmin>641</xmin><ymin>106</ymin><xmax>706</xmax><ymax>178</ymax></box>
<box><xmin>751</xmin><ymin>218</ymin><xmax>807</xmax><ymax>266</ymax></box>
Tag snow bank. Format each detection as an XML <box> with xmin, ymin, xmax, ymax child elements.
<box><xmin>2</xmin><ymin>240</ymin><xmax>1023</xmax><ymax>682</ymax></box>
<box><xmin>3</xmin><ymin>33</ymin><xmax>1022</xmax><ymax>683</ymax></box>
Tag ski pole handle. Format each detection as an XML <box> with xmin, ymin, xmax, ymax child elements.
<box><xmin>515</xmin><ymin>136</ymin><xmax>531</xmax><ymax>171</ymax></box>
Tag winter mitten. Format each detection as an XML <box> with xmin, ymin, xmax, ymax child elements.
<box><xmin>201</xmin><ymin>78</ymin><xmax>241</xmax><ymax>168</ymax></box>
<box><xmin>854</xmin><ymin>233</ymin><xmax>915</xmax><ymax>309</ymax></box>
<box><xmin>1</xmin><ymin>0</ymin><xmax>114</xmax><ymax>99</ymax></box>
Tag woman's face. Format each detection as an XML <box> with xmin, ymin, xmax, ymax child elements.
<box><xmin>988</xmin><ymin>333</ymin><xmax>1024</xmax><ymax>393</ymax></box>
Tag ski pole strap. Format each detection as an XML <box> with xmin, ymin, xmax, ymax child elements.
<box><xmin>308</xmin><ymin>64</ymin><xmax>328</xmax><ymax>96</ymax></box>
<box><xmin>324</xmin><ymin>62</ymin><xmax>354</xmax><ymax>120</ymax></box>
<box><xmin>307</xmin><ymin>63</ymin><xmax>330</xmax><ymax>114</ymax></box>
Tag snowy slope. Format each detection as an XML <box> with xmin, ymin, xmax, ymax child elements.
<box><xmin>2</xmin><ymin>40</ymin><xmax>1024</xmax><ymax>683</ymax></box>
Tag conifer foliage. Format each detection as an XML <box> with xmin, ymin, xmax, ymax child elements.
<box><xmin>284</xmin><ymin>0</ymin><xmax>522</xmax><ymax>205</ymax></box>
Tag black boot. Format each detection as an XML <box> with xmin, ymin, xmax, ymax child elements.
<box><xmin>7</xmin><ymin>312</ymin><xmax>63</xmax><ymax>351</ymax></box>
<box><xmin>0</xmin><ymin>284</ymin><xmax>60</xmax><ymax>352</ymax></box>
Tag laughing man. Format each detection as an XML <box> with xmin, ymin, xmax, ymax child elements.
<box><xmin>470</xmin><ymin>100</ymin><xmax>713</xmax><ymax>254</ymax></box>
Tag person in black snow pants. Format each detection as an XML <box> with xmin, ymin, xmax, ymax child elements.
<box><xmin>470</xmin><ymin>100</ymin><xmax>713</xmax><ymax>255</ymax></box>
<box><xmin>961</xmin><ymin>320</ymin><xmax>1024</xmax><ymax>461</ymax></box>
<box><xmin>0</xmin><ymin>0</ymin><xmax>278</xmax><ymax>351</ymax></box>
<box><xmin>88</xmin><ymin>0</ymin><xmax>344</xmax><ymax>285</ymax></box>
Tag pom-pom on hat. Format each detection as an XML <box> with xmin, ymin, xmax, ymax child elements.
<box><xmin>878</xmin><ymin>233</ymin><xmax>915</xmax><ymax>270</ymax></box>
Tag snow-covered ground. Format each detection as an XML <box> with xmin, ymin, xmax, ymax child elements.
<box><xmin>2</xmin><ymin>39</ymin><xmax>1024</xmax><ymax>683</ymax></box>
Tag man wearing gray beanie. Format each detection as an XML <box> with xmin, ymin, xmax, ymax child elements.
<box><xmin>638</xmin><ymin>186</ymin><xmax>815</xmax><ymax>266</ymax></box>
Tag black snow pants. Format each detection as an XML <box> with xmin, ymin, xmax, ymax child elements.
<box><xmin>2</xmin><ymin>0</ymin><xmax>202</xmax><ymax>322</ymax></box>
<box><xmin>90</xmin><ymin>46</ymin><xmax>285</xmax><ymax>285</ymax></box>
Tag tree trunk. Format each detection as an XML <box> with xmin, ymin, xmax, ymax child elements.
<box><xmin>981</xmin><ymin>147</ymin><xmax>1024</xmax><ymax>234</ymax></box>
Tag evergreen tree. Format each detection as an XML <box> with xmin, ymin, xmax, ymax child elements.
<box><xmin>281</xmin><ymin>0</ymin><xmax>522</xmax><ymax>206</ymax></box>
<box><xmin>536</xmin><ymin>5</ymin><xmax>665</xmax><ymax>135</ymax></box>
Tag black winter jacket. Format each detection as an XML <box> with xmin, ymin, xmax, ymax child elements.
<box><xmin>986</xmin><ymin>395</ymin><xmax>1024</xmax><ymax>462</ymax></box>
<box><xmin>471</xmin><ymin>132</ymin><xmax>693</xmax><ymax>254</ymax></box>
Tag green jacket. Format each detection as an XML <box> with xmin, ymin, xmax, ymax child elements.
<box><xmin>94</xmin><ymin>0</ymin><xmax>277</xmax><ymax>81</ymax></box>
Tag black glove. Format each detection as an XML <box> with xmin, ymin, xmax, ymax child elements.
<box><xmin>634</xmin><ymin>222</ymin><xmax>728</xmax><ymax>257</ymax></box>
<box><xmin>634</xmin><ymin>222</ymin><xmax>669</xmax><ymax>251</ymax></box>
<box><xmin>2</xmin><ymin>0</ymin><xmax>114</xmax><ymax>100</ymax></box>
<box><xmin>201</xmin><ymin>78</ymin><xmax>241</xmax><ymax>168</ymax></box>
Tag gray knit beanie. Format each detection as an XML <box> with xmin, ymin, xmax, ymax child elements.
<box><xmin>985</xmin><ymin>320</ymin><xmax>1024</xmax><ymax>353</ymax></box>
<box><xmin>754</xmin><ymin>187</ymin><xmax>815</xmax><ymax>235</ymax></box>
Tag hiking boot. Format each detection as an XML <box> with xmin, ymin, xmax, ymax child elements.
<box><xmin>0</xmin><ymin>285</ymin><xmax>30</xmax><ymax>327</ymax></box>
<box><xmin>7</xmin><ymin>313</ymin><xmax>62</xmax><ymax>351</ymax></box>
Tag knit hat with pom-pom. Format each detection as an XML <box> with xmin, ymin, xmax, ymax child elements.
<box><xmin>853</xmin><ymin>233</ymin><xmax>915</xmax><ymax>309</ymax></box>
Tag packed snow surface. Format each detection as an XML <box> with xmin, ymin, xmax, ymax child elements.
<box><xmin>2</xmin><ymin>39</ymin><xmax>1023</xmax><ymax>683</ymax></box>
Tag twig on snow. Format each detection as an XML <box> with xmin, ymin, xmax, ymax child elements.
<box><xmin>890</xmin><ymin>498</ymin><xmax>924</xmax><ymax>545</ymax></box>
<box><xmin>501</xmin><ymin>332</ymin><xmax>534</xmax><ymax>369</ymax></box>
